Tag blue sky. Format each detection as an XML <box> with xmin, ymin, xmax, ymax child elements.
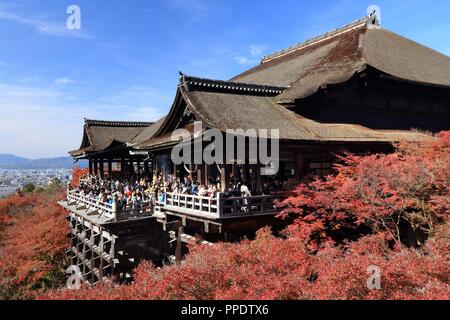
<box><xmin>0</xmin><ymin>0</ymin><xmax>449</xmax><ymax>158</ymax></box>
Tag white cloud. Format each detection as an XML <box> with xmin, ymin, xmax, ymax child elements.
<box><xmin>164</xmin><ymin>0</ymin><xmax>211</xmax><ymax>21</ymax></box>
<box><xmin>249</xmin><ymin>45</ymin><xmax>267</xmax><ymax>58</ymax></box>
<box><xmin>0</xmin><ymin>8</ymin><xmax>91</xmax><ymax>39</ymax></box>
<box><xmin>54</xmin><ymin>78</ymin><xmax>76</xmax><ymax>85</ymax></box>
<box><xmin>235</xmin><ymin>56</ymin><xmax>250</xmax><ymax>65</ymax></box>
<box><xmin>234</xmin><ymin>44</ymin><xmax>266</xmax><ymax>66</ymax></box>
<box><xmin>0</xmin><ymin>82</ymin><xmax>169</xmax><ymax>157</ymax></box>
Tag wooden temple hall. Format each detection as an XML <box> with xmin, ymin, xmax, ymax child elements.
<box><xmin>60</xmin><ymin>14</ymin><xmax>450</xmax><ymax>284</ymax></box>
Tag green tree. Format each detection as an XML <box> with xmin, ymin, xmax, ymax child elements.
<box><xmin>22</xmin><ymin>183</ymin><xmax>35</xmax><ymax>193</ymax></box>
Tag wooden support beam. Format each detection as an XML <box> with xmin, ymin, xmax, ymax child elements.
<box><xmin>108</xmin><ymin>160</ymin><xmax>112</xmax><ymax>177</ymax></box>
<box><xmin>220</xmin><ymin>165</ymin><xmax>228</xmax><ymax>192</ymax></box>
<box><xmin>99</xmin><ymin>160</ymin><xmax>104</xmax><ymax>178</ymax></box>
<box><xmin>175</xmin><ymin>226</ymin><xmax>184</xmax><ymax>265</ymax></box>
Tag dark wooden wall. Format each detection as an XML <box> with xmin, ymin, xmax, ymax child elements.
<box><xmin>294</xmin><ymin>71</ymin><xmax>450</xmax><ymax>133</ymax></box>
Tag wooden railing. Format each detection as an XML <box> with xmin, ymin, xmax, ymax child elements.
<box><xmin>66</xmin><ymin>190</ymin><xmax>153</xmax><ymax>222</ymax></box>
<box><xmin>163</xmin><ymin>192</ymin><xmax>280</xmax><ymax>219</ymax></box>
<box><xmin>218</xmin><ymin>194</ymin><xmax>279</xmax><ymax>218</ymax></box>
<box><xmin>164</xmin><ymin>193</ymin><xmax>219</xmax><ymax>217</ymax></box>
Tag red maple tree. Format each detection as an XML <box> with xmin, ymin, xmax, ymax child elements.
<box><xmin>8</xmin><ymin>134</ymin><xmax>450</xmax><ymax>300</ymax></box>
<box><xmin>277</xmin><ymin>131</ymin><xmax>450</xmax><ymax>251</ymax></box>
<box><xmin>0</xmin><ymin>188</ymin><xmax>69</xmax><ymax>299</ymax></box>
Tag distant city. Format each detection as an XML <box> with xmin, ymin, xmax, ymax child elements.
<box><xmin>0</xmin><ymin>168</ymin><xmax>72</xmax><ymax>198</ymax></box>
<box><xmin>0</xmin><ymin>153</ymin><xmax>87</xmax><ymax>197</ymax></box>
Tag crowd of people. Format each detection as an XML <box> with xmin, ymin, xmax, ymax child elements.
<box><xmin>70</xmin><ymin>173</ymin><xmax>289</xmax><ymax>209</ymax></box>
<box><xmin>71</xmin><ymin>174</ymin><xmax>240</xmax><ymax>209</ymax></box>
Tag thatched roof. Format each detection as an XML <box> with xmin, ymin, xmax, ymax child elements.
<box><xmin>69</xmin><ymin>119</ymin><xmax>153</xmax><ymax>157</ymax></box>
<box><xmin>130</xmin><ymin>116</ymin><xmax>167</xmax><ymax>147</ymax></box>
<box><xmin>231</xmin><ymin>16</ymin><xmax>450</xmax><ymax>103</ymax></box>
<box><xmin>182</xmin><ymin>77</ymin><xmax>433</xmax><ymax>142</ymax></box>
<box><xmin>75</xmin><ymin>15</ymin><xmax>444</xmax><ymax>153</ymax></box>
<box><xmin>131</xmin><ymin>75</ymin><xmax>433</xmax><ymax>151</ymax></box>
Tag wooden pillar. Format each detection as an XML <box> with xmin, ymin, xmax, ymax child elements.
<box><xmin>173</xmin><ymin>164</ymin><xmax>178</xmax><ymax>181</ymax></box>
<box><xmin>88</xmin><ymin>160</ymin><xmax>93</xmax><ymax>175</ymax></box>
<box><xmin>130</xmin><ymin>160</ymin><xmax>135</xmax><ymax>175</ymax></box>
<box><xmin>175</xmin><ymin>226</ymin><xmax>184</xmax><ymax>266</ymax></box>
<box><xmin>137</xmin><ymin>160</ymin><xmax>141</xmax><ymax>176</ymax></box>
<box><xmin>295</xmin><ymin>151</ymin><xmax>305</xmax><ymax>181</ymax></box>
<box><xmin>243</xmin><ymin>163</ymin><xmax>249</xmax><ymax>184</ymax></box>
<box><xmin>154</xmin><ymin>156</ymin><xmax>159</xmax><ymax>181</ymax></box>
<box><xmin>93</xmin><ymin>160</ymin><xmax>98</xmax><ymax>176</ymax></box>
<box><xmin>256</xmin><ymin>163</ymin><xmax>262</xmax><ymax>194</ymax></box>
<box><xmin>220</xmin><ymin>165</ymin><xmax>228</xmax><ymax>192</ymax></box>
<box><xmin>196</xmin><ymin>164</ymin><xmax>204</xmax><ymax>184</ymax></box>
<box><xmin>99</xmin><ymin>160</ymin><xmax>104</xmax><ymax>178</ymax></box>
<box><xmin>108</xmin><ymin>160</ymin><xmax>112</xmax><ymax>178</ymax></box>
<box><xmin>144</xmin><ymin>161</ymin><xmax>149</xmax><ymax>177</ymax></box>
<box><xmin>121</xmin><ymin>158</ymin><xmax>126</xmax><ymax>178</ymax></box>
<box><xmin>204</xmin><ymin>164</ymin><xmax>210</xmax><ymax>185</ymax></box>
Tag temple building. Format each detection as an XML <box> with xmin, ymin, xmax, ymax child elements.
<box><xmin>69</xmin><ymin>119</ymin><xmax>154</xmax><ymax>178</ymax></box>
<box><xmin>59</xmin><ymin>14</ymin><xmax>450</xmax><ymax>285</ymax></box>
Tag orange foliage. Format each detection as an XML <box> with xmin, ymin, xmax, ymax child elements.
<box><xmin>40</xmin><ymin>231</ymin><xmax>449</xmax><ymax>300</ymax></box>
<box><xmin>71</xmin><ymin>167</ymin><xmax>89</xmax><ymax>188</ymax></box>
<box><xmin>278</xmin><ymin>131</ymin><xmax>450</xmax><ymax>251</ymax></box>
<box><xmin>41</xmin><ymin>132</ymin><xmax>449</xmax><ymax>301</ymax></box>
<box><xmin>0</xmin><ymin>189</ymin><xmax>69</xmax><ymax>299</ymax></box>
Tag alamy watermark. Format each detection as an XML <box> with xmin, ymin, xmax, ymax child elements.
<box><xmin>367</xmin><ymin>4</ymin><xmax>381</xmax><ymax>24</ymax></box>
<box><xmin>66</xmin><ymin>265</ymin><xmax>81</xmax><ymax>290</ymax></box>
<box><xmin>171</xmin><ymin>121</ymin><xmax>280</xmax><ymax>176</ymax></box>
<box><xmin>367</xmin><ymin>265</ymin><xmax>382</xmax><ymax>290</ymax></box>
<box><xmin>66</xmin><ymin>5</ymin><xmax>81</xmax><ymax>30</ymax></box>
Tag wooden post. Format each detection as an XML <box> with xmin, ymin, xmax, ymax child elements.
<box><xmin>99</xmin><ymin>232</ymin><xmax>104</xmax><ymax>282</ymax></box>
<box><xmin>137</xmin><ymin>160</ymin><xmax>141</xmax><ymax>176</ymax></box>
<box><xmin>111</xmin><ymin>195</ymin><xmax>118</xmax><ymax>221</ymax></box>
<box><xmin>121</xmin><ymin>158</ymin><xmax>126</xmax><ymax>178</ymax></box>
<box><xmin>109</xmin><ymin>236</ymin><xmax>116</xmax><ymax>280</ymax></box>
<box><xmin>256</xmin><ymin>164</ymin><xmax>262</xmax><ymax>194</ymax></box>
<box><xmin>220</xmin><ymin>165</ymin><xmax>227</xmax><ymax>192</ymax></box>
<box><xmin>89</xmin><ymin>221</ymin><xmax>95</xmax><ymax>284</ymax></box>
<box><xmin>108</xmin><ymin>160</ymin><xmax>112</xmax><ymax>178</ymax></box>
<box><xmin>197</xmin><ymin>164</ymin><xmax>204</xmax><ymax>185</ymax></box>
<box><xmin>99</xmin><ymin>160</ymin><xmax>104</xmax><ymax>178</ymax></box>
<box><xmin>173</xmin><ymin>164</ymin><xmax>178</xmax><ymax>180</ymax></box>
<box><xmin>205</xmin><ymin>164</ymin><xmax>210</xmax><ymax>185</ymax></box>
<box><xmin>93</xmin><ymin>160</ymin><xmax>98</xmax><ymax>176</ymax></box>
<box><xmin>217</xmin><ymin>192</ymin><xmax>224</xmax><ymax>218</ymax></box>
<box><xmin>130</xmin><ymin>160</ymin><xmax>135</xmax><ymax>175</ymax></box>
<box><xmin>296</xmin><ymin>152</ymin><xmax>305</xmax><ymax>181</ymax></box>
<box><xmin>175</xmin><ymin>226</ymin><xmax>184</xmax><ymax>265</ymax></box>
<box><xmin>89</xmin><ymin>160</ymin><xmax>93</xmax><ymax>175</ymax></box>
<box><xmin>144</xmin><ymin>161</ymin><xmax>149</xmax><ymax>177</ymax></box>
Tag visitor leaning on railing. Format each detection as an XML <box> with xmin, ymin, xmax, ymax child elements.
<box><xmin>68</xmin><ymin>174</ymin><xmax>155</xmax><ymax>219</ymax></box>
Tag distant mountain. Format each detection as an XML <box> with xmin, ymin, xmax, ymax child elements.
<box><xmin>0</xmin><ymin>154</ymin><xmax>88</xmax><ymax>169</ymax></box>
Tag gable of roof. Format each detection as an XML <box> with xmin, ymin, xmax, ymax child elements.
<box><xmin>231</xmin><ymin>15</ymin><xmax>450</xmax><ymax>103</ymax></box>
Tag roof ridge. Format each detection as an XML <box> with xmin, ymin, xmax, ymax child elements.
<box><xmin>179</xmin><ymin>74</ymin><xmax>287</xmax><ymax>95</ymax></box>
<box><xmin>84</xmin><ymin>119</ymin><xmax>153</xmax><ymax>127</ymax></box>
<box><xmin>261</xmin><ymin>14</ymin><xmax>378</xmax><ymax>64</ymax></box>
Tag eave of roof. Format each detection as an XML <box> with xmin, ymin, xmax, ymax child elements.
<box><xmin>69</xmin><ymin>119</ymin><xmax>154</xmax><ymax>157</ymax></box>
<box><xmin>84</xmin><ymin>119</ymin><xmax>153</xmax><ymax>127</ymax></box>
<box><xmin>181</xmin><ymin>74</ymin><xmax>288</xmax><ymax>96</ymax></box>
